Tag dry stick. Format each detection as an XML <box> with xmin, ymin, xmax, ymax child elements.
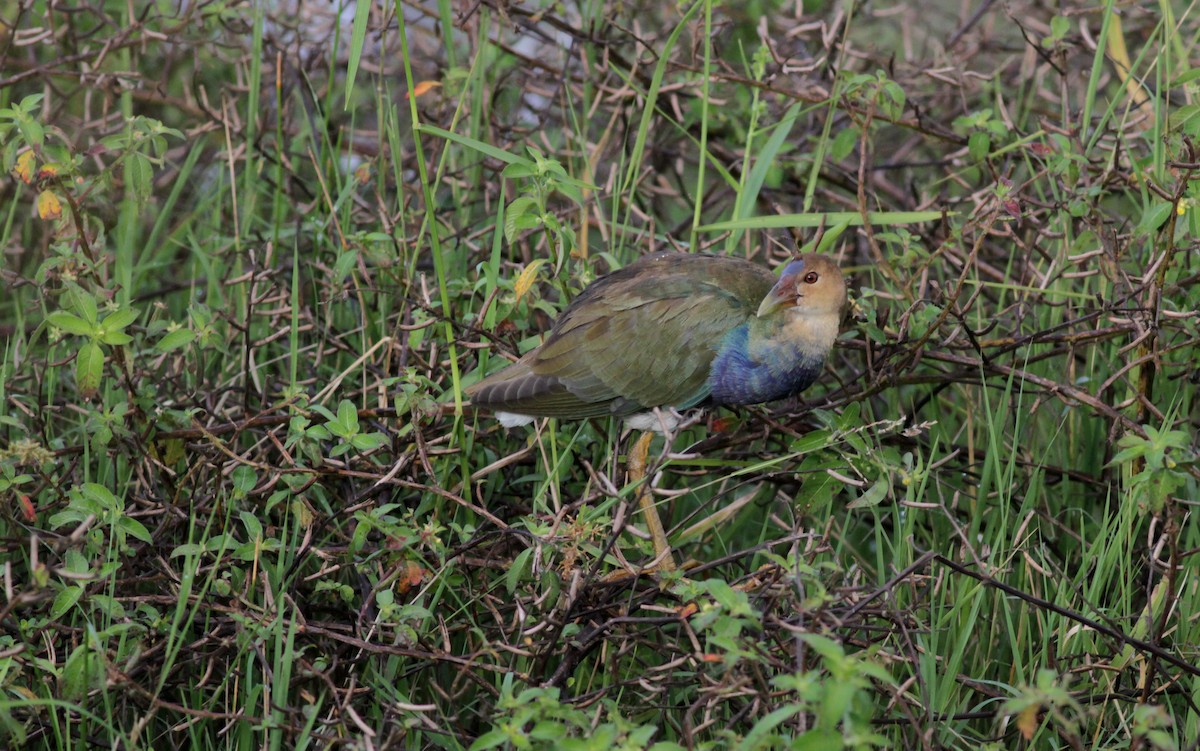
<box><xmin>902</xmin><ymin>216</ymin><xmax>992</xmax><ymax>374</ymax></box>
<box><xmin>840</xmin><ymin>550</ymin><xmax>938</xmax><ymax>621</ymax></box>
<box><xmin>302</xmin><ymin>622</ymin><xmax>528</xmax><ymax>676</ymax></box>
<box><xmin>945</xmin><ymin>0</ymin><xmax>1000</xmax><ymax>49</ymax></box>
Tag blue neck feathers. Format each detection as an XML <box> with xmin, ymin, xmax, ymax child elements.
<box><xmin>707</xmin><ymin>319</ymin><xmax>831</xmax><ymax>406</ymax></box>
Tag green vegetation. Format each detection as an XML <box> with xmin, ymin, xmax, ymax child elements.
<box><xmin>0</xmin><ymin>0</ymin><xmax>1197</xmax><ymax>748</ymax></box>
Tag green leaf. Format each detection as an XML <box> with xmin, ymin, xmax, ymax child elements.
<box><xmin>505</xmin><ymin>196</ymin><xmax>538</xmax><ymax>243</ymax></box>
<box><xmin>1135</xmin><ymin>201</ymin><xmax>1174</xmax><ymax>235</ymax></box>
<box><xmin>81</xmin><ymin>482</ymin><xmax>120</xmax><ymax>511</ymax></box>
<box><xmin>232</xmin><ymin>466</ymin><xmax>258</xmax><ymax>495</ymax></box>
<box><xmin>791</xmin><ymin>429</ymin><xmax>833</xmax><ymax>453</ymax></box>
<box><xmin>309</xmin><ymin>405</ymin><xmax>336</xmax><ymax>423</ymax></box>
<box><xmin>76</xmin><ymin>341</ymin><xmax>105</xmax><ymax>397</ymax></box>
<box><xmin>529</xmin><ymin>720</ymin><xmax>566</xmax><ymax>742</ymax></box>
<box><xmin>741</xmin><ymin>103</ymin><xmax>800</xmax><ymax>217</ymax></box>
<box><xmin>19</xmin><ymin>117</ymin><xmax>44</xmax><ymax>147</ymax></box>
<box><xmin>1168</xmin><ymin>104</ymin><xmax>1200</xmax><ymax>134</ymax></box>
<box><xmin>792</xmin><ymin>728</ymin><xmax>842</xmax><ymax>751</ymax></box>
<box><xmin>1157</xmin><ymin>429</ymin><xmax>1191</xmax><ymax>450</ymax></box>
<box><xmin>50</xmin><ymin>586</ymin><xmax>84</xmax><ymax>619</ymax></box>
<box><xmin>62</xmin><ymin>643</ymin><xmax>103</xmax><ymax>701</ymax></box>
<box><xmin>305</xmin><ymin>425</ymin><xmax>332</xmax><ymax>440</ymax></box>
<box><xmin>1170</xmin><ymin>68</ymin><xmax>1200</xmax><ymax>87</ymax></box>
<box><xmin>553</xmin><ymin>181</ymin><xmax>583</xmax><ymax>206</ymax></box>
<box><xmin>119</xmin><ymin>516</ymin><xmax>152</xmax><ymax>543</ymax></box>
<box><xmin>1107</xmin><ymin>444</ymin><xmax>1146</xmax><ymax>467</ymax></box>
<box><xmin>468</xmin><ymin>729</ymin><xmax>509</xmax><ymax>751</ymax></box>
<box><xmin>102</xmin><ymin>308</ymin><xmax>139</xmax><ymax>331</ymax></box>
<box><xmin>156</xmin><ymin>328</ymin><xmax>196</xmax><ymax>353</ymax></box>
<box><xmin>798</xmin><ymin>632</ymin><xmax>845</xmax><ymax>662</ymax></box>
<box><xmin>511</xmin><ymin>213</ymin><xmax>542</xmax><ymax>233</ymax></box>
<box><xmin>333</xmin><ymin>250</ymin><xmax>358</xmax><ymax>281</ymax></box>
<box><xmin>501</xmin><ymin>162</ymin><xmax>536</xmax><ymax>179</ymax></box>
<box><xmin>831</xmin><ymin>126</ymin><xmax>858</xmax><ymax>161</ymax></box>
<box><xmin>810</xmin><ymin>218</ymin><xmax>853</xmax><ymax>256</ymax></box>
<box><xmin>350</xmin><ymin>515</ymin><xmax>372</xmax><ymax>552</ymax></box>
<box><xmin>741</xmin><ymin>705</ymin><xmax>805</xmax><ymax>750</ymax></box>
<box><xmin>74</xmin><ymin>289</ymin><xmax>99</xmax><ymax>326</ymax></box>
<box><xmin>350</xmin><ymin>432</ymin><xmax>388</xmax><ymax>452</ymax></box>
<box><xmin>415</xmin><ymin>124</ymin><xmax>523</xmax><ymax>164</ymax></box>
<box><xmin>203</xmin><ymin>533</ymin><xmax>236</xmax><ymax>552</ymax></box>
<box><xmin>968</xmin><ymin>132</ymin><xmax>991</xmax><ymax>163</ymax></box>
<box><xmin>342</xmin><ymin>0</ymin><xmax>370</xmax><ymax>103</ymax></box>
<box><xmin>99</xmin><ymin>330</ymin><xmax>133</xmax><ymax>346</ymax></box>
<box><xmin>239</xmin><ymin>510</ymin><xmax>263</xmax><ymax>540</ymax></box>
<box><xmin>126</xmin><ymin>152</ymin><xmax>153</xmax><ymax>205</ymax></box>
<box><xmin>506</xmin><ymin>547</ymin><xmax>533</xmax><ymax>594</ymax></box>
<box><xmin>847</xmin><ymin>478</ymin><xmax>890</xmax><ymax>509</ymax></box>
<box><xmin>50</xmin><ymin>510</ymin><xmax>89</xmax><ymax>529</ymax></box>
<box><xmin>47</xmin><ymin>311</ymin><xmax>95</xmax><ymax>337</ymax></box>
<box><xmin>336</xmin><ymin>400</ymin><xmax>359</xmax><ymax>432</ymax></box>
<box><xmin>817</xmin><ymin>678</ymin><xmax>855</xmax><ymax>727</ymax></box>
<box><xmin>881</xmin><ymin>80</ymin><xmax>907</xmax><ymax>115</ymax></box>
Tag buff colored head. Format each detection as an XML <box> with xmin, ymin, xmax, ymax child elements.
<box><xmin>756</xmin><ymin>254</ymin><xmax>847</xmax><ymax>320</ymax></box>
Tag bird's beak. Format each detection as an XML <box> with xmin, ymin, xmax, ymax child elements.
<box><xmin>757</xmin><ymin>280</ymin><xmax>795</xmax><ymax>318</ymax></box>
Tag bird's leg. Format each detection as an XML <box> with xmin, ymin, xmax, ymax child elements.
<box><xmin>629</xmin><ymin>429</ymin><xmax>676</xmax><ymax>572</ymax></box>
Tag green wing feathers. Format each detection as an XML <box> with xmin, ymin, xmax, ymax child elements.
<box><xmin>467</xmin><ymin>253</ymin><xmax>775</xmax><ymax>419</ymax></box>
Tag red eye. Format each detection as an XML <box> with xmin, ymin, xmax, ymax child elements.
<box><xmin>803</xmin><ymin>272</ymin><xmax>819</xmax><ymax>284</ymax></box>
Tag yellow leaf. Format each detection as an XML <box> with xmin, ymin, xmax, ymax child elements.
<box><xmin>1016</xmin><ymin>703</ymin><xmax>1040</xmax><ymax>740</ymax></box>
<box><xmin>37</xmin><ymin>163</ymin><xmax>60</xmax><ymax>179</ymax></box>
<box><xmin>37</xmin><ymin>189</ymin><xmax>62</xmax><ymax>220</ymax></box>
<box><xmin>406</xmin><ymin>80</ymin><xmax>442</xmax><ymax>99</ymax></box>
<box><xmin>13</xmin><ymin>150</ymin><xmax>35</xmax><ymax>184</ymax></box>
<box><xmin>513</xmin><ymin>259</ymin><xmax>545</xmax><ymax>303</ymax></box>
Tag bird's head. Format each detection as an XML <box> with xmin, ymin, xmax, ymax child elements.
<box><xmin>756</xmin><ymin>254</ymin><xmax>847</xmax><ymax>319</ymax></box>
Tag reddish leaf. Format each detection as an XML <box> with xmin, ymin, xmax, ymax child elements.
<box><xmin>19</xmin><ymin>495</ymin><xmax>36</xmax><ymax>523</ymax></box>
<box><xmin>406</xmin><ymin>81</ymin><xmax>441</xmax><ymax>99</ymax></box>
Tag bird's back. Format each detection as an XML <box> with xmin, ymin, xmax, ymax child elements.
<box><xmin>467</xmin><ymin>252</ymin><xmax>776</xmax><ymax>420</ymax></box>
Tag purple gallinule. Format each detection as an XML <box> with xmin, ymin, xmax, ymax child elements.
<box><xmin>469</xmin><ymin>251</ymin><xmax>847</xmax><ymax>571</ymax></box>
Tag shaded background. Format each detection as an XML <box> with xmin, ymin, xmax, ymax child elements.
<box><xmin>0</xmin><ymin>0</ymin><xmax>1197</xmax><ymax>748</ymax></box>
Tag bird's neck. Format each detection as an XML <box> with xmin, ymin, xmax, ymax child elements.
<box><xmin>750</xmin><ymin>310</ymin><xmax>840</xmax><ymax>362</ymax></box>
<box><xmin>708</xmin><ymin>311</ymin><xmax>840</xmax><ymax>406</ymax></box>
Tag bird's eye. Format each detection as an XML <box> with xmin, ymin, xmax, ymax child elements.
<box><xmin>803</xmin><ymin>272</ymin><xmax>819</xmax><ymax>284</ymax></box>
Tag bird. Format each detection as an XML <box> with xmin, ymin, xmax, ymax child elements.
<box><xmin>468</xmin><ymin>251</ymin><xmax>847</xmax><ymax>573</ymax></box>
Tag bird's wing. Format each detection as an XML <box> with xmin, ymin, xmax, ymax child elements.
<box><xmin>472</xmin><ymin>255</ymin><xmax>774</xmax><ymax>417</ymax></box>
